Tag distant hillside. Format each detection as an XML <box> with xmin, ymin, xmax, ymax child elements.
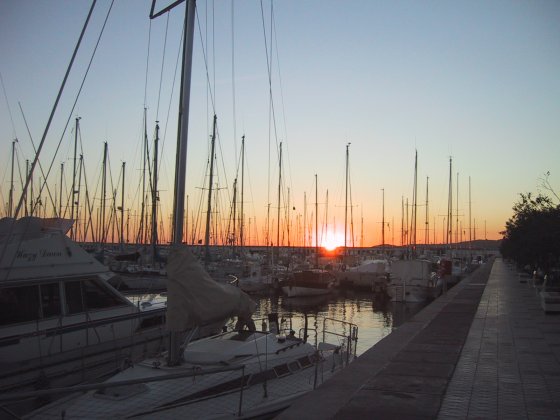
<box><xmin>467</xmin><ymin>239</ymin><xmax>501</xmax><ymax>250</ymax></box>
<box><xmin>370</xmin><ymin>239</ymin><xmax>501</xmax><ymax>251</ymax></box>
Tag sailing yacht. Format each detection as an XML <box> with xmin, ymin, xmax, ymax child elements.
<box><xmin>24</xmin><ymin>246</ymin><xmax>358</xmax><ymax>419</ymax></box>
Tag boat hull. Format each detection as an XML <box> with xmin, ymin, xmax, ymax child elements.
<box><xmin>25</xmin><ymin>326</ymin><xmax>356</xmax><ymax>420</ymax></box>
<box><xmin>280</xmin><ymin>269</ymin><xmax>335</xmax><ymax>298</ymax></box>
<box><xmin>282</xmin><ymin>285</ymin><xmax>332</xmax><ymax>297</ymax></box>
<box><xmin>386</xmin><ymin>284</ymin><xmax>441</xmax><ymax>303</ymax></box>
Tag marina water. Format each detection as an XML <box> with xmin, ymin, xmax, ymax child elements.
<box><xmin>128</xmin><ymin>290</ymin><xmax>428</xmax><ymax>356</ymax></box>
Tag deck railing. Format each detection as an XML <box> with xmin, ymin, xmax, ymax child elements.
<box><xmin>1</xmin><ymin>314</ymin><xmax>358</xmax><ymax>419</ymax></box>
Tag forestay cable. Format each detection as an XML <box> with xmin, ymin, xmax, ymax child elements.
<box><xmin>12</xmin><ymin>0</ymin><xmax>98</xmax><ymax>221</ymax></box>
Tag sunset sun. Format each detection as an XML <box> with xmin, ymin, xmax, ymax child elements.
<box><xmin>322</xmin><ymin>231</ymin><xmax>345</xmax><ymax>251</ymax></box>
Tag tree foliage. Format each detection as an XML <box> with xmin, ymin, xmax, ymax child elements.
<box><xmin>500</xmin><ymin>192</ymin><xmax>560</xmax><ymax>271</ymax></box>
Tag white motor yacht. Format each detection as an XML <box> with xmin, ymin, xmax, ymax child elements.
<box><xmin>0</xmin><ymin>217</ymin><xmax>168</xmax><ymax>398</ymax></box>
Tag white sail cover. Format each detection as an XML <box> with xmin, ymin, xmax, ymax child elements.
<box><xmin>391</xmin><ymin>259</ymin><xmax>432</xmax><ymax>281</ymax></box>
<box><xmin>166</xmin><ymin>246</ymin><xmax>256</xmax><ymax>331</ymax></box>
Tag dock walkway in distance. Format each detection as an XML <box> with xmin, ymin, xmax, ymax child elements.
<box><xmin>277</xmin><ymin>258</ymin><xmax>560</xmax><ymax>419</ymax></box>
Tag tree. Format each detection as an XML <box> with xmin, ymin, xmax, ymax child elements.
<box><xmin>500</xmin><ymin>192</ymin><xmax>560</xmax><ymax>271</ymax></box>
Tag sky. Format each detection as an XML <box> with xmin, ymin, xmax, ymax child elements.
<box><xmin>0</xmin><ymin>0</ymin><xmax>559</xmax><ymax>247</ymax></box>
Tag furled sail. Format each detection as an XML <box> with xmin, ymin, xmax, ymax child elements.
<box><xmin>391</xmin><ymin>259</ymin><xmax>432</xmax><ymax>281</ymax></box>
<box><xmin>166</xmin><ymin>245</ymin><xmax>256</xmax><ymax>331</ymax></box>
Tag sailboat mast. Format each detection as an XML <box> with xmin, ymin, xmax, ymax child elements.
<box><xmin>456</xmin><ymin>172</ymin><xmax>459</xmax><ymax>244</ymax></box>
<box><xmin>164</xmin><ymin>0</ymin><xmax>195</xmax><ymax>246</ymax></box>
<box><xmin>232</xmin><ymin>179</ymin><xmax>237</xmax><ymax>248</ymax></box>
<box><xmin>152</xmin><ymin>0</ymin><xmax>197</xmax><ymax>367</ymax></box>
<box><xmin>71</xmin><ymin>117</ymin><xmax>80</xmax><ymax>238</ymax></box>
<box><xmin>138</xmin><ymin>107</ymin><xmax>148</xmax><ymax>244</ymax></box>
<box><xmin>240</xmin><ymin>135</ymin><xmax>245</xmax><ymax>248</ymax></box>
<box><xmin>24</xmin><ymin>160</ymin><xmax>29</xmax><ymax>216</ymax></box>
<box><xmin>425</xmin><ymin>176</ymin><xmax>429</xmax><ymax>246</ymax></box>
<box><xmin>315</xmin><ymin>174</ymin><xmax>318</xmax><ymax>268</ymax></box>
<box><xmin>276</xmin><ymin>142</ymin><xmax>282</xmax><ymax>250</ymax></box>
<box><xmin>401</xmin><ymin>196</ymin><xmax>404</xmax><ymax>246</ymax></box>
<box><xmin>185</xmin><ymin>195</ymin><xmax>189</xmax><ymax>244</ymax></box>
<box><xmin>120</xmin><ymin>161</ymin><xmax>125</xmax><ymax>250</ymax></box>
<box><xmin>8</xmin><ymin>140</ymin><xmax>16</xmax><ymax>218</ymax></box>
<box><xmin>447</xmin><ymin>156</ymin><xmax>452</xmax><ymax>246</ymax></box>
<box><xmin>101</xmin><ymin>142</ymin><xmax>108</xmax><ymax>244</ymax></box>
<box><xmin>382</xmin><ymin>188</ymin><xmax>385</xmax><ymax>253</ymax></box>
<box><xmin>412</xmin><ymin>150</ymin><xmax>418</xmax><ymax>252</ymax></box>
<box><xmin>303</xmin><ymin>192</ymin><xmax>307</xmax><ymax>248</ymax></box>
<box><xmin>405</xmin><ymin>197</ymin><xmax>409</xmax><ymax>247</ymax></box>
<box><xmin>152</xmin><ymin>122</ymin><xmax>160</xmax><ymax>260</ymax></box>
<box><xmin>344</xmin><ymin>143</ymin><xmax>349</xmax><ymax>256</ymax></box>
<box><xmin>77</xmin><ymin>154</ymin><xmax>83</xmax><ymax>240</ymax></box>
<box><xmin>204</xmin><ymin>115</ymin><xmax>217</xmax><ymax>264</ymax></box>
<box><xmin>58</xmin><ymin>162</ymin><xmax>64</xmax><ymax>218</ymax></box>
<box><xmin>111</xmin><ymin>188</ymin><xmax>117</xmax><ymax>244</ymax></box>
<box><xmin>287</xmin><ymin>188</ymin><xmax>291</xmax><ymax>247</ymax></box>
<box><xmin>324</xmin><ymin>190</ymin><xmax>329</xmax><ymax>250</ymax></box>
<box><xmin>469</xmin><ymin>176</ymin><xmax>472</xmax><ymax>244</ymax></box>
<box><xmin>361</xmin><ymin>208</ymin><xmax>364</xmax><ymax>247</ymax></box>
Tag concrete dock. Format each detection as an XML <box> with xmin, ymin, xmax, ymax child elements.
<box><xmin>278</xmin><ymin>258</ymin><xmax>560</xmax><ymax>419</ymax></box>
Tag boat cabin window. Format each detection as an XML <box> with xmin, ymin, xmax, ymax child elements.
<box><xmin>0</xmin><ymin>283</ymin><xmax>61</xmax><ymax>325</ymax></box>
<box><xmin>65</xmin><ymin>281</ymin><xmax>84</xmax><ymax>314</ymax></box>
<box><xmin>0</xmin><ymin>286</ymin><xmax>38</xmax><ymax>325</ymax></box>
<box><xmin>298</xmin><ymin>355</ymin><xmax>313</xmax><ymax>368</ymax></box>
<box><xmin>248</xmin><ymin>369</ymin><xmax>276</xmax><ymax>386</ymax></box>
<box><xmin>40</xmin><ymin>283</ymin><xmax>61</xmax><ymax>318</ymax></box>
<box><xmin>65</xmin><ymin>279</ymin><xmax>127</xmax><ymax>314</ymax></box>
<box><xmin>288</xmin><ymin>361</ymin><xmax>300</xmax><ymax>372</ymax></box>
<box><xmin>273</xmin><ymin>363</ymin><xmax>290</xmax><ymax>377</ymax></box>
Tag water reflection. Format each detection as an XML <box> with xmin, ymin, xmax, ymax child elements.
<box><xmin>250</xmin><ymin>290</ymin><xmax>426</xmax><ymax>356</ymax></box>
<box><xmin>126</xmin><ymin>290</ymin><xmax>427</xmax><ymax>356</ymax></box>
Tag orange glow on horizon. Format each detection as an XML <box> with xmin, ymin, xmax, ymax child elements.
<box><xmin>322</xmin><ymin>230</ymin><xmax>345</xmax><ymax>251</ymax></box>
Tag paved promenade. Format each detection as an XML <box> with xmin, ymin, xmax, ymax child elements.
<box><xmin>278</xmin><ymin>258</ymin><xmax>560</xmax><ymax>419</ymax></box>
